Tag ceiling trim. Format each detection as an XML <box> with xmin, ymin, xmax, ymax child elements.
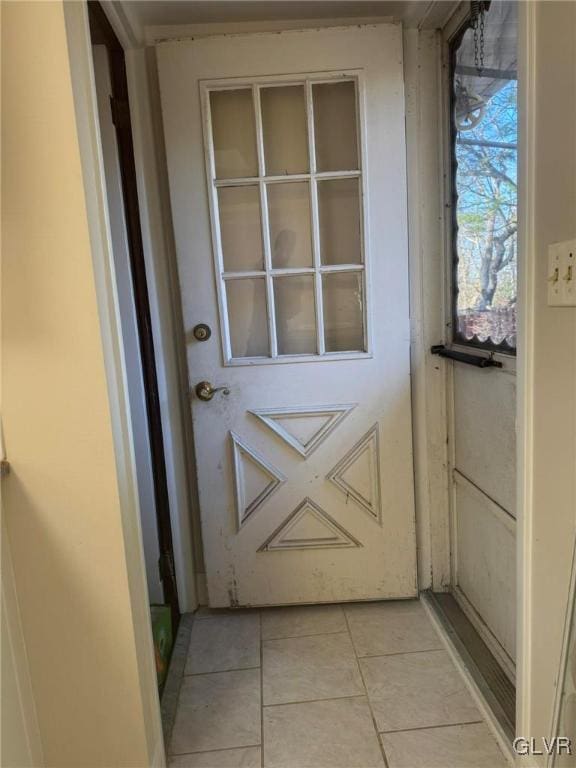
<box><xmin>144</xmin><ymin>15</ymin><xmax>399</xmax><ymax>45</ymax></box>
<box><xmin>101</xmin><ymin>1</ymin><xmax>144</xmax><ymax>48</ymax></box>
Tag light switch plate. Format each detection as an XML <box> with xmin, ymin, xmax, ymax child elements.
<box><xmin>548</xmin><ymin>239</ymin><xmax>576</xmax><ymax>307</ymax></box>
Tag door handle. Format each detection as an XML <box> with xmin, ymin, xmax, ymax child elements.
<box><xmin>195</xmin><ymin>381</ymin><xmax>230</xmax><ymax>402</ymax></box>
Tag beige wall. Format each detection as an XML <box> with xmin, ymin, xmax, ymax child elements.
<box><xmin>524</xmin><ymin>0</ymin><xmax>576</xmax><ymax>754</ymax></box>
<box><xmin>2</xmin><ymin>2</ymin><xmax>160</xmax><ymax>765</ymax></box>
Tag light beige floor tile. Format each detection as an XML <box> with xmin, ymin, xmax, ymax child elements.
<box><xmin>185</xmin><ymin>614</ymin><xmax>260</xmax><ymax>674</ymax></box>
<box><xmin>345</xmin><ymin>600</ymin><xmax>443</xmax><ymax>657</ymax></box>
<box><xmin>264</xmin><ymin>697</ymin><xmax>385</xmax><ymax>767</ymax></box>
<box><xmin>169</xmin><ymin>747</ymin><xmax>261</xmax><ymax>767</ymax></box>
<box><xmin>170</xmin><ymin>669</ymin><xmax>261</xmax><ymax>755</ymax></box>
<box><xmin>360</xmin><ymin>650</ymin><xmax>481</xmax><ymax>732</ymax></box>
<box><xmin>261</xmin><ymin>605</ymin><xmax>347</xmax><ymax>640</ymax></box>
<box><xmin>263</xmin><ymin>632</ymin><xmax>364</xmax><ymax>705</ymax></box>
<box><xmin>380</xmin><ymin>722</ymin><xmax>508</xmax><ymax>767</ymax></box>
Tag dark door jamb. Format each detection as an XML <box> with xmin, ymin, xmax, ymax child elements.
<box><xmin>88</xmin><ymin>1</ymin><xmax>180</xmax><ymax>631</ymax></box>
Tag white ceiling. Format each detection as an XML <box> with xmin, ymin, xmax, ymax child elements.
<box><xmin>119</xmin><ymin>0</ymin><xmax>458</xmax><ymax>41</ymax></box>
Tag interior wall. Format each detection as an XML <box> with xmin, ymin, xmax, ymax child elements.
<box><xmin>521</xmin><ymin>0</ymin><xmax>576</xmax><ymax>756</ymax></box>
<box><xmin>1</xmin><ymin>2</ymin><xmax>162</xmax><ymax>765</ymax></box>
<box><xmin>1</xmin><ymin>519</ymin><xmax>44</xmax><ymax>768</ymax></box>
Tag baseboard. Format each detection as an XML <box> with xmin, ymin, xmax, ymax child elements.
<box><xmin>421</xmin><ymin>592</ymin><xmax>515</xmax><ymax>765</ymax></box>
<box><xmin>452</xmin><ymin>585</ymin><xmax>516</xmax><ymax>684</ymax></box>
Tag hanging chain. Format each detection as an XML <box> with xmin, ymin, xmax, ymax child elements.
<box><xmin>479</xmin><ymin>1</ymin><xmax>485</xmax><ymax>73</ymax></box>
<box><xmin>472</xmin><ymin>0</ymin><xmax>486</xmax><ymax>75</ymax></box>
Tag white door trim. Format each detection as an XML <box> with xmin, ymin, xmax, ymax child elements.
<box><xmin>515</xmin><ymin>0</ymin><xmax>537</xmax><ymax>745</ymax></box>
<box><xmin>404</xmin><ymin>26</ymin><xmax>451</xmax><ymax>592</ymax></box>
<box><xmin>436</xmin><ymin>0</ymin><xmax>537</xmax><ymax>744</ymax></box>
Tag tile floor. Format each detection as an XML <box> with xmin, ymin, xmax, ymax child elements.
<box><xmin>167</xmin><ymin>600</ymin><xmax>509</xmax><ymax>768</ymax></box>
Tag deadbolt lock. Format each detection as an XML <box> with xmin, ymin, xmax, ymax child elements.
<box><xmin>195</xmin><ymin>381</ymin><xmax>230</xmax><ymax>402</ymax></box>
<box><xmin>193</xmin><ymin>323</ymin><xmax>211</xmax><ymax>342</ymax></box>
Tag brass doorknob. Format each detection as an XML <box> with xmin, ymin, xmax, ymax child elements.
<box><xmin>195</xmin><ymin>381</ymin><xmax>230</xmax><ymax>401</ymax></box>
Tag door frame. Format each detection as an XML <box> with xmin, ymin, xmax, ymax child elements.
<box><xmin>440</xmin><ymin>2</ymin><xmax>518</xmax><ymax>683</ymax></box>
<box><xmin>88</xmin><ymin>1</ymin><xmax>180</xmax><ymax>628</ymax></box>
<box><xmin>436</xmin><ymin>0</ymin><xmax>537</xmax><ymax>750</ymax></box>
<box><xmin>63</xmin><ymin>2</ymin><xmax>165</xmax><ymax>764</ymax></box>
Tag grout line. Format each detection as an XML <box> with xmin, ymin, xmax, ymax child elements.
<box><xmin>262</xmin><ymin>629</ymin><xmax>347</xmax><ymax>641</ymax></box>
<box><xmin>357</xmin><ymin>646</ymin><xmax>446</xmax><ymax>660</ymax></box>
<box><xmin>259</xmin><ymin>610</ymin><xmax>264</xmax><ymax>768</ymax></box>
<box><xmin>183</xmin><ymin>666</ymin><xmax>261</xmax><ymax>678</ymax></box>
<box><xmin>343</xmin><ymin>607</ymin><xmax>389</xmax><ymax>768</ymax></box>
<box><xmin>263</xmin><ymin>694</ymin><xmax>367</xmax><ymax>709</ymax></box>
<box><xmin>378</xmin><ymin>719</ymin><xmax>485</xmax><ymax>736</ymax></box>
<box><xmin>170</xmin><ymin>744</ymin><xmax>262</xmax><ymax>758</ymax></box>
<box><xmin>263</xmin><ymin>630</ymin><xmax>350</xmax><ymax>645</ymax></box>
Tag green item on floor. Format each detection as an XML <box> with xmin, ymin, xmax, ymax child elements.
<box><xmin>151</xmin><ymin>604</ymin><xmax>173</xmax><ymax>688</ymax></box>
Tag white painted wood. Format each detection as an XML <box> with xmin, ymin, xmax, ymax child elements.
<box><xmin>440</xmin><ymin>6</ymin><xmax>518</xmax><ymax>674</ymax></box>
<box><xmin>516</xmin><ymin>0</ymin><xmax>576</xmax><ymax>751</ymax></box>
<box><xmin>157</xmin><ymin>24</ymin><xmax>417</xmax><ymax>607</ymax></box>
<box><xmin>453</xmin><ymin>362</ymin><xmax>517</xmax><ymax>516</ymax></box>
<box><xmin>327</xmin><ymin>424</ymin><xmax>382</xmax><ymax>524</ymax></box>
<box><xmin>403</xmin><ymin>27</ymin><xmax>451</xmax><ymax>591</ymax></box>
<box><xmin>259</xmin><ymin>497</ymin><xmax>362</xmax><ymax>552</ymax></box>
<box><xmin>453</xmin><ymin>471</ymin><xmax>516</xmax><ymax>664</ymax></box>
<box><xmin>92</xmin><ymin>45</ymin><xmax>163</xmax><ymax>604</ymax></box>
<box><xmin>548</xmin><ymin>535</ymin><xmax>576</xmax><ymax>767</ymax></box>
<box><xmin>231</xmin><ymin>432</ymin><xmax>287</xmax><ymax>528</ymax></box>
<box><xmin>515</xmin><ymin>0</ymin><xmax>536</xmax><ymax>745</ymax></box>
<box><xmin>249</xmin><ymin>404</ymin><xmax>356</xmax><ymax>458</ymax></box>
<box><xmin>125</xmin><ymin>46</ymin><xmax>199</xmax><ymax>611</ymax></box>
<box><xmin>452</xmin><ymin>585</ymin><xmax>516</xmax><ymax>684</ymax></box>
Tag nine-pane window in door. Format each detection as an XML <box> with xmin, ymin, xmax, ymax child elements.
<box><xmin>204</xmin><ymin>76</ymin><xmax>368</xmax><ymax>364</ymax></box>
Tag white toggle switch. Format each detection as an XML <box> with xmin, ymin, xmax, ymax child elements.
<box><xmin>548</xmin><ymin>239</ymin><xmax>576</xmax><ymax>307</ymax></box>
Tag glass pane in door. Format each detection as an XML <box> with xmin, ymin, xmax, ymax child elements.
<box><xmin>261</xmin><ymin>85</ymin><xmax>309</xmax><ymax>175</ymax></box>
<box><xmin>226</xmin><ymin>278</ymin><xmax>269</xmax><ymax>358</ymax></box>
<box><xmin>210</xmin><ymin>89</ymin><xmax>258</xmax><ymax>179</ymax></box>
<box><xmin>313</xmin><ymin>81</ymin><xmax>359</xmax><ymax>172</ymax></box>
<box><xmin>274</xmin><ymin>275</ymin><xmax>317</xmax><ymax>355</ymax></box>
<box><xmin>318</xmin><ymin>178</ymin><xmax>362</xmax><ymax>265</ymax></box>
<box><xmin>218</xmin><ymin>186</ymin><xmax>264</xmax><ymax>271</ymax></box>
<box><xmin>322</xmin><ymin>271</ymin><xmax>365</xmax><ymax>352</ymax></box>
<box><xmin>268</xmin><ymin>182</ymin><xmax>313</xmax><ymax>268</ymax></box>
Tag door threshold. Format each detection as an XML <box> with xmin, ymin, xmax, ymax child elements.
<box><xmin>421</xmin><ymin>590</ymin><xmax>515</xmax><ymax>759</ymax></box>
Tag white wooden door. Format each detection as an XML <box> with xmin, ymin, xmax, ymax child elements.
<box><xmin>157</xmin><ymin>24</ymin><xmax>417</xmax><ymax>607</ymax></box>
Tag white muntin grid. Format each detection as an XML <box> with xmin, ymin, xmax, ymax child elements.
<box><xmin>200</xmin><ymin>70</ymin><xmax>372</xmax><ymax>366</ymax></box>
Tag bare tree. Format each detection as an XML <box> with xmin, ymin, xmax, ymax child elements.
<box><xmin>455</xmin><ymin>78</ymin><xmax>518</xmax><ymax>314</ymax></box>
